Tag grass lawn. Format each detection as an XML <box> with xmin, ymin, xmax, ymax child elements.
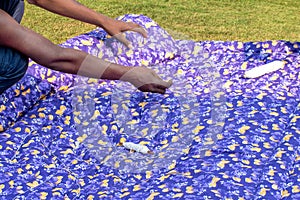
<box><xmin>23</xmin><ymin>0</ymin><xmax>300</xmax><ymax>44</ymax></box>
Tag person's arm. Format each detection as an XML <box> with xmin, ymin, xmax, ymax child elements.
<box><xmin>0</xmin><ymin>10</ymin><xmax>171</xmax><ymax>94</ymax></box>
<box><xmin>26</xmin><ymin>0</ymin><xmax>147</xmax><ymax>47</ymax></box>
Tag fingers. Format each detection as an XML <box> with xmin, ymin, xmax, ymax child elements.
<box><xmin>156</xmin><ymin>79</ymin><xmax>173</xmax><ymax>89</ymax></box>
<box><xmin>127</xmin><ymin>22</ymin><xmax>148</xmax><ymax>38</ymax></box>
<box><xmin>131</xmin><ymin>27</ymin><xmax>148</xmax><ymax>38</ymax></box>
<box><xmin>112</xmin><ymin>32</ymin><xmax>132</xmax><ymax>49</ymax></box>
<box><xmin>152</xmin><ymin>88</ymin><xmax>166</xmax><ymax>94</ymax></box>
<box><xmin>151</xmin><ymin>80</ymin><xmax>172</xmax><ymax>94</ymax></box>
<box><xmin>138</xmin><ymin>79</ymin><xmax>173</xmax><ymax>94</ymax></box>
<box><xmin>142</xmin><ymin>71</ymin><xmax>173</xmax><ymax>94</ymax></box>
<box><xmin>138</xmin><ymin>84</ymin><xmax>166</xmax><ymax>94</ymax></box>
<box><xmin>163</xmin><ymin>79</ymin><xmax>173</xmax><ymax>88</ymax></box>
<box><xmin>110</xmin><ymin>22</ymin><xmax>148</xmax><ymax>48</ymax></box>
<box><xmin>151</xmin><ymin>71</ymin><xmax>173</xmax><ymax>88</ymax></box>
<box><xmin>120</xmin><ymin>66</ymin><xmax>172</xmax><ymax>94</ymax></box>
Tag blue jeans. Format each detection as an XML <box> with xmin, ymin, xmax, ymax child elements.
<box><xmin>0</xmin><ymin>48</ymin><xmax>28</xmax><ymax>94</ymax></box>
<box><xmin>0</xmin><ymin>0</ymin><xmax>28</xmax><ymax>94</ymax></box>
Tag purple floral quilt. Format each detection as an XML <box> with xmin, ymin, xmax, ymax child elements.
<box><xmin>0</xmin><ymin>14</ymin><xmax>300</xmax><ymax>199</ymax></box>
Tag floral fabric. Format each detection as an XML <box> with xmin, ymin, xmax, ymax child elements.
<box><xmin>1</xmin><ymin>14</ymin><xmax>300</xmax><ymax>199</ymax></box>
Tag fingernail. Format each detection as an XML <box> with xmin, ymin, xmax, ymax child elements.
<box><xmin>144</xmin><ymin>31</ymin><xmax>148</xmax><ymax>38</ymax></box>
<box><xmin>167</xmin><ymin>79</ymin><xmax>173</xmax><ymax>87</ymax></box>
<box><xmin>128</xmin><ymin>43</ymin><xmax>133</xmax><ymax>49</ymax></box>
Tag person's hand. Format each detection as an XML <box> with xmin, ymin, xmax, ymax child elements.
<box><xmin>102</xmin><ymin>18</ymin><xmax>148</xmax><ymax>48</ymax></box>
<box><xmin>120</xmin><ymin>67</ymin><xmax>173</xmax><ymax>94</ymax></box>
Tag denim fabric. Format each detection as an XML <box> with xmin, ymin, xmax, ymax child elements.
<box><xmin>0</xmin><ymin>47</ymin><xmax>28</xmax><ymax>94</ymax></box>
<box><xmin>0</xmin><ymin>0</ymin><xmax>19</xmax><ymax>16</ymax></box>
<box><xmin>0</xmin><ymin>0</ymin><xmax>24</xmax><ymax>23</ymax></box>
<box><xmin>0</xmin><ymin>0</ymin><xmax>27</xmax><ymax>94</ymax></box>
<box><xmin>12</xmin><ymin>0</ymin><xmax>25</xmax><ymax>23</ymax></box>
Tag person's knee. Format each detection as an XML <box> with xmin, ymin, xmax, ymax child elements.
<box><xmin>0</xmin><ymin>47</ymin><xmax>28</xmax><ymax>93</ymax></box>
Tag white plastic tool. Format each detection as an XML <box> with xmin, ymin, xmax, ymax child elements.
<box><xmin>243</xmin><ymin>60</ymin><xmax>285</xmax><ymax>78</ymax></box>
<box><xmin>122</xmin><ymin>142</ymin><xmax>153</xmax><ymax>154</ymax></box>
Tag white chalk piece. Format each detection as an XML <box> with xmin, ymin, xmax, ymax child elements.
<box><xmin>243</xmin><ymin>60</ymin><xmax>285</xmax><ymax>78</ymax></box>
<box><xmin>122</xmin><ymin>142</ymin><xmax>153</xmax><ymax>154</ymax></box>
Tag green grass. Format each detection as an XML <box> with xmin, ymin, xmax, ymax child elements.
<box><xmin>22</xmin><ymin>0</ymin><xmax>300</xmax><ymax>44</ymax></box>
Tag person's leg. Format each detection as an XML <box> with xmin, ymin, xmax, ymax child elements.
<box><xmin>0</xmin><ymin>0</ymin><xmax>24</xmax><ymax>23</ymax></box>
<box><xmin>0</xmin><ymin>0</ymin><xmax>27</xmax><ymax>94</ymax></box>
<box><xmin>12</xmin><ymin>0</ymin><xmax>25</xmax><ymax>23</ymax></box>
<box><xmin>0</xmin><ymin>47</ymin><xmax>28</xmax><ymax>94</ymax></box>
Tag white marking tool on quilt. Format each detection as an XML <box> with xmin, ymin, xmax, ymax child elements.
<box><xmin>243</xmin><ymin>60</ymin><xmax>285</xmax><ymax>78</ymax></box>
<box><xmin>120</xmin><ymin>142</ymin><xmax>154</xmax><ymax>155</ymax></box>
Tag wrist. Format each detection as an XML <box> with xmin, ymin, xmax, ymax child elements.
<box><xmin>111</xmin><ymin>64</ymin><xmax>132</xmax><ymax>80</ymax></box>
<box><xmin>95</xmin><ymin>14</ymin><xmax>112</xmax><ymax>28</ymax></box>
<box><xmin>119</xmin><ymin>67</ymin><xmax>145</xmax><ymax>88</ymax></box>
